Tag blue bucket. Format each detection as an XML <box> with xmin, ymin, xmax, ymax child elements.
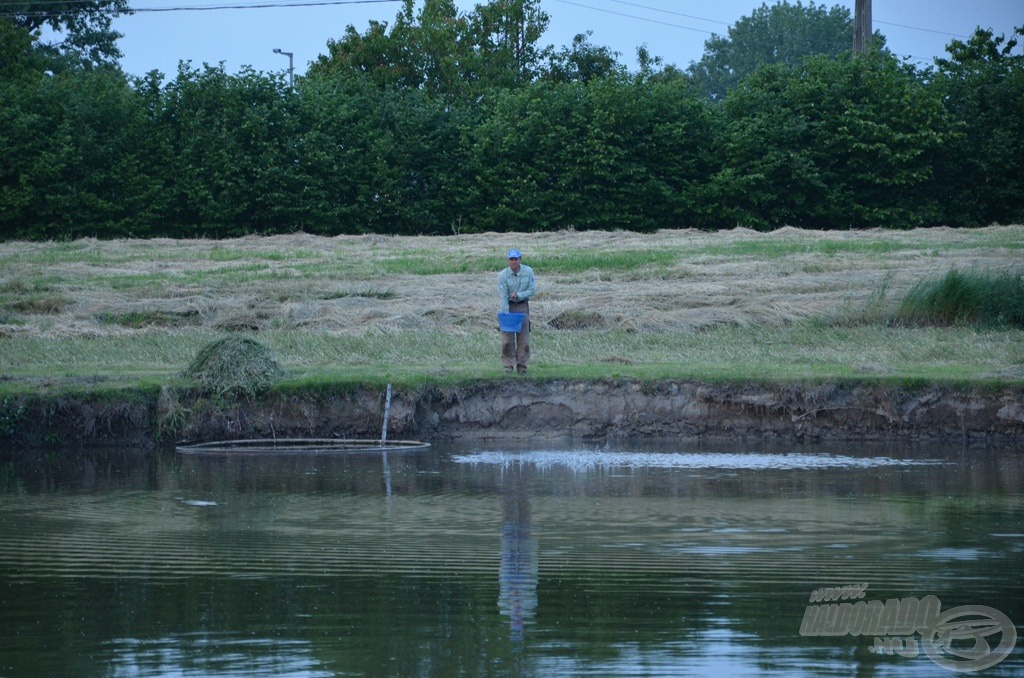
<box><xmin>497</xmin><ymin>312</ymin><xmax>525</xmax><ymax>332</ymax></box>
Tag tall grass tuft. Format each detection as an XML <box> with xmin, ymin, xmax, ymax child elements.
<box><xmin>894</xmin><ymin>268</ymin><xmax>1024</xmax><ymax>328</ymax></box>
<box><xmin>181</xmin><ymin>336</ymin><xmax>284</xmax><ymax>398</ymax></box>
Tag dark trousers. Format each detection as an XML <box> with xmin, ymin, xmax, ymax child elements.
<box><xmin>501</xmin><ymin>301</ymin><xmax>530</xmax><ymax>371</ymax></box>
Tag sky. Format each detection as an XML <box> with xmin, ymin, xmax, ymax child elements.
<box><xmin>110</xmin><ymin>0</ymin><xmax>1023</xmax><ymax>79</ymax></box>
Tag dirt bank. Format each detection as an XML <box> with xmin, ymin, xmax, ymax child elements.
<box><xmin>4</xmin><ymin>380</ymin><xmax>1024</xmax><ymax>449</ymax></box>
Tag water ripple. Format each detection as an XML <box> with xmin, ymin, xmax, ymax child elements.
<box><xmin>452</xmin><ymin>450</ymin><xmax>946</xmax><ymax>471</ymax></box>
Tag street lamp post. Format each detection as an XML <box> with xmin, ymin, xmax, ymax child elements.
<box><xmin>272</xmin><ymin>48</ymin><xmax>294</xmax><ymax>89</ymax></box>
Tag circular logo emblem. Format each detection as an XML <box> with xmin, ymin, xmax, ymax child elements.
<box><xmin>923</xmin><ymin>605</ymin><xmax>1017</xmax><ymax>672</ymax></box>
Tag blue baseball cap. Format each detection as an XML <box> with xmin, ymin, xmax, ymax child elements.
<box><xmin>507</xmin><ymin>249</ymin><xmax>521</xmax><ymax>259</ymax></box>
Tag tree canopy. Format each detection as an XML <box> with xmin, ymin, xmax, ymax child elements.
<box><xmin>714</xmin><ymin>52</ymin><xmax>948</xmax><ymax>229</ymax></box>
<box><xmin>686</xmin><ymin>1</ymin><xmax>885</xmax><ymax>100</ymax></box>
<box><xmin>1</xmin><ymin>2</ymin><xmax>1022</xmax><ymax>239</ymax></box>
<box><xmin>930</xmin><ymin>26</ymin><xmax>1024</xmax><ymax>226</ymax></box>
<box><xmin>306</xmin><ymin>0</ymin><xmax>550</xmax><ymax>97</ymax></box>
<box><xmin>0</xmin><ymin>0</ymin><xmax>130</xmax><ymax>71</ymax></box>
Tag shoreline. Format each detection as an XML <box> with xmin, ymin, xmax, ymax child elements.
<box><xmin>3</xmin><ymin>379</ymin><xmax>1023</xmax><ymax>450</ymax></box>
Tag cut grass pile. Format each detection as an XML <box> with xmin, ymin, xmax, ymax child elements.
<box><xmin>181</xmin><ymin>336</ymin><xmax>284</xmax><ymax>398</ymax></box>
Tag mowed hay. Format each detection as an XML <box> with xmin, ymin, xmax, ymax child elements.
<box><xmin>2</xmin><ymin>226</ymin><xmax>1023</xmax><ymax>338</ymax></box>
<box><xmin>181</xmin><ymin>336</ymin><xmax>284</xmax><ymax>397</ymax></box>
<box><xmin>549</xmin><ymin>310</ymin><xmax>604</xmax><ymax>330</ymax></box>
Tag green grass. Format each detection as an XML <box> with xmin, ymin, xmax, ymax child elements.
<box><xmin>377</xmin><ymin>249</ymin><xmax>679</xmax><ymax>276</ymax></box>
<box><xmin>894</xmin><ymin>268</ymin><xmax>1024</xmax><ymax>328</ymax></box>
<box><xmin>690</xmin><ymin>230</ymin><xmax>1024</xmax><ymax>260</ymax></box>
<box><xmin>537</xmin><ymin>249</ymin><xmax>678</xmax><ymax>274</ymax></box>
<box><xmin>318</xmin><ymin>289</ymin><xmax>396</xmax><ymax>301</ymax></box>
<box><xmin>2</xmin><ymin>228</ymin><xmax>1023</xmax><ymax>398</ymax></box>
<box><xmin>96</xmin><ymin>309</ymin><xmax>201</xmax><ymax>328</ymax></box>
<box><xmin>695</xmin><ymin>239</ymin><xmax>912</xmax><ymax>259</ymax></box>
<box><xmin>3</xmin><ymin>295</ymin><xmax>74</xmax><ymax>315</ymax></box>
<box><xmin>208</xmin><ymin>246</ymin><xmax>319</xmax><ymax>262</ymax></box>
<box><xmin>0</xmin><ymin>241</ymin><xmax>173</xmax><ymax>266</ymax></box>
<box><xmin>1</xmin><ymin>323</ymin><xmax>1021</xmax><ymax>399</ymax></box>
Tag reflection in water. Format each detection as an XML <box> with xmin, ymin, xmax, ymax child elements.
<box><xmin>0</xmin><ymin>441</ymin><xmax>1021</xmax><ymax>677</ymax></box>
<box><xmin>106</xmin><ymin>635</ymin><xmax>333</xmax><ymax>677</ymax></box>
<box><xmin>382</xmin><ymin>449</ymin><xmax>392</xmax><ymax>496</ymax></box>
<box><xmin>453</xmin><ymin>449</ymin><xmax>948</xmax><ymax>471</ymax></box>
<box><xmin>498</xmin><ymin>464</ymin><xmax>538</xmax><ymax>642</ymax></box>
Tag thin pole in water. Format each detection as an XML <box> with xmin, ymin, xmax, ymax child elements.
<box><xmin>380</xmin><ymin>383</ymin><xmax>393</xmax><ymax>447</ymax></box>
<box><xmin>381</xmin><ymin>383</ymin><xmax>394</xmax><ymax>499</ymax></box>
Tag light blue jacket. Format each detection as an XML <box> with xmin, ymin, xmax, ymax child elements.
<box><xmin>497</xmin><ymin>264</ymin><xmax>536</xmax><ymax>313</ymax></box>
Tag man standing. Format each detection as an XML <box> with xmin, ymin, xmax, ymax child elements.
<box><xmin>498</xmin><ymin>249</ymin><xmax>536</xmax><ymax>374</ymax></box>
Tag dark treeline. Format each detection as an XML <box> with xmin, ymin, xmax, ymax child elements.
<box><xmin>1</xmin><ymin>0</ymin><xmax>1022</xmax><ymax>239</ymax></box>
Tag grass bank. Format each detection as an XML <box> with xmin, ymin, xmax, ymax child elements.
<box><xmin>1</xmin><ymin>226</ymin><xmax>1023</xmax><ymax>400</ymax></box>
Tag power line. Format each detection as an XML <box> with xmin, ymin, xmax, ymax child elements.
<box><xmin>875</xmin><ymin>19</ymin><xmax>967</xmax><ymax>40</ymax></box>
<box><xmin>0</xmin><ymin>0</ymin><xmax>122</xmax><ymax>6</ymax></box>
<box><xmin>0</xmin><ymin>0</ymin><xmax>398</xmax><ymax>18</ymax></box>
<box><xmin>554</xmin><ymin>0</ymin><xmax>714</xmax><ymax>35</ymax></box>
<box><xmin>134</xmin><ymin>0</ymin><xmax>398</xmax><ymax>12</ymax></box>
<box><xmin>602</xmin><ymin>0</ymin><xmax>729</xmax><ymax>27</ymax></box>
<box><xmin>1</xmin><ymin>0</ymin><xmax>984</xmax><ymax>42</ymax></box>
<box><xmin>556</xmin><ymin>0</ymin><xmax>978</xmax><ymax>44</ymax></box>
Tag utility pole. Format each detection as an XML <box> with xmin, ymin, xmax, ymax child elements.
<box><xmin>272</xmin><ymin>48</ymin><xmax>294</xmax><ymax>89</ymax></box>
<box><xmin>853</xmin><ymin>0</ymin><xmax>872</xmax><ymax>54</ymax></box>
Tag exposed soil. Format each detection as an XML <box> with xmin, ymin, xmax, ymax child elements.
<box><xmin>5</xmin><ymin>380</ymin><xmax>1023</xmax><ymax>450</ymax></box>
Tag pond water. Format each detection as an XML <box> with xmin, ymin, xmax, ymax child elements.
<box><xmin>0</xmin><ymin>439</ymin><xmax>1021</xmax><ymax>677</ymax></box>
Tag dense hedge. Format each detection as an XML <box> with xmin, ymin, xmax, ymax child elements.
<box><xmin>1</xmin><ymin>37</ymin><xmax>1022</xmax><ymax>239</ymax></box>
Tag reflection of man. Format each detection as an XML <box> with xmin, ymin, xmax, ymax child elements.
<box><xmin>498</xmin><ymin>464</ymin><xmax>538</xmax><ymax>642</ymax></box>
<box><xmin>497</xmin><ymin>249</ymin><xmax>536</xmax><ymax>374</ymax></box>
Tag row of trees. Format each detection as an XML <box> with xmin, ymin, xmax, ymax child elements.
<box><xmin>1</xmin><ymin>1</ymin><xmax>1022</xmax><ymax>239</ymax></box>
